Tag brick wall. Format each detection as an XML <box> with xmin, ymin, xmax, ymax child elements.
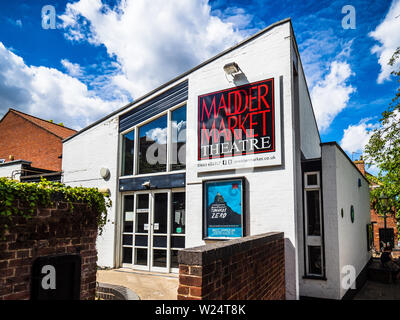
<box><xmin>371</xmin><ymin>208</ymin><xmax>398</xmax><ymax>249</ymax></box>
<box><xmin>0</xmin><ymin>112</ymin><xmax>63</xmax><ymax>171</ymax></box>
<box><xmin>0</xmin><ymin>199</ymin><xmax>99</xmax><ymax>300</ymax></box>
<box><xmin>177</xmin><ymin>232</ymin><xmax>285</xmax><ymax>300</ymax></box>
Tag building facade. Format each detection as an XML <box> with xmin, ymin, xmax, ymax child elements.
<box><xmin>354</xmin><ymin>158</ymin><xmax>399</xmax><ymax>250</ymax></box>
<box><xmin>0</xmin><ymin>108</ymin><xmax>76</xmax><ymax>180</ymax></box>
<box><xmin>62</xmin><ymin>19</ymin><xmax>371</xmax><ymax>300</ymax></box>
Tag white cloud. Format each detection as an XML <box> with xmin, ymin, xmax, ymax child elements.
<box><xmin>369</xmin><ymin>0</ymin><xmax>400</xmax><ymax>84</ymax></box>
<box><xmin>61</xmin><ymin>59</ymin><xmax>84</xmax><ymax>77</ymax></box>
<box><xmin>0</xmin><ymin>42</ymin><xmax>126</xmax><ymax>129</ymax></box>
<box><xmin>311</xmin><ymin>61</ymin><xmax>355</xmax><ymax>132</ymax></box>
<box><xmin>340</xmin><ymin>119</ymin><xmax>379</xmax><ymax>154</ymax></box>
<box><xmin>59</xmin><ymin>0</ymin><xmax>250</xmax><ymax>98</ymax></box>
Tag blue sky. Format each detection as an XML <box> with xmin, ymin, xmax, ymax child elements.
<box><xmin>0</xmin><ymin>0</ymin><xmax>399</xmax><ymax>168</ymax></box>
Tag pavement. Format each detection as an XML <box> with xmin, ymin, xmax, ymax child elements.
<box><xmin>354</xmin><ymin>280</ymin><xmax>400</xmax><ymax>300</ymax></box>
<box><xmin>97</xmin><ymin>268</ymin><xmax>179</xmax><ymax>300</ymax></box>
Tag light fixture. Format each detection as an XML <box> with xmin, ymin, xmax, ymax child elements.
<box><xmin>379</xmin><ymin>192</ymin><xmax>388</xmax><ymax>208</ymax></box>
<box><xmin>223</xmin><ymin>62</ymin><xmax>240</xmax><ymax>76</ymax></box>
<box><xmin>142</xmin><ymin>181</ymin><xmax>151</xmax><ymax>189</ymax></box>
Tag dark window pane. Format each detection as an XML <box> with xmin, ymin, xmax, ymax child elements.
<box><xmin>123</xmin><ymin>195</ymin><xmax>134</xmax><ymax>233</ymax></box>
<box><xmin>307</xmin><ymin>174</ymin><xmax>318</xmax><ymax>186</ymax></box>
<box><xmin>135</xmin><ymin>235</ymin><xmax>148</xmax><ymax>247</ymax></box>
<box><xmin>154</xmin><ymin>193</ymin><xmax>168</xmax><ymax>233</ymax></box>
<box><xmin>172</xmin><ymin>192</ymin><xmax>185</xmax><ymax>234</ymax></box>
<box><xmin>122</xmin><ymin>131</ymin><xmax>134</xmax><ymax>176</ymax></box>
<box><xmin>137</xmin><ymin>194</ymin><xmax>149</xmax><ymax>209</ymax></box>
<box><xmin>171</xmin><ymin>106</ymin><xmax>186</xmax><ymax>171</ymax></box>
<box><xmin>122</xmin><ymin>247</ymin><xmax>132</xmax><ymax>264</ymax></box>
<box><xmin>135</xmin><ymin>212</ymin><xmax>148</xmax><ymax>233</ymax></box>
<box><xmin>153</xmin><ymin>249</ymin><xmax>167</xmax><ymax>268</ymax></box>
<box><xmin>171</xmin><ymin>236</ymin><xmax>185</xmax><ymax>248</ymax></box>
<box><xmin>306</xmin><ymin>190</ymin><xmax>321</xmax><ymax>236</ymax></box>
<box><xmin>171</xmin><ymin>250</ymin><xmax>179</xmax><ymax>269</ymax></box>
<box><xmin>308</xmin><ymin>246</ymin><xmax>322</xmax><ymax>275</ymax></box>
<box><xmin>138</xmin><ymin>115</ymin><xmax>167</xmax><ymax>174</ymax></box>
<box><xmin>123</xmin><ymin>234</ymin><xmax>132</xmax><ymax>246</ymax></box>
<box><xmin>153</xmin><ymin>236</ymin><xmax>167</xmax><ymax>248</ymax></box>
<box><xmin>135</xmin><ymin>248</ymin><xmax>147</xmax><ymax>266</ymax></box>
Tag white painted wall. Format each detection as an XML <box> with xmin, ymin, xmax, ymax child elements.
<box><xmin>299</xmin><ymin>143</ymin><xmax>370</xmax><ymax>299</ymax></box>
<box><xmin>0</xmin><ymin>161</ymin><xmax>28</xmax><ymax>180</ymax></box>
<box><xmin>185</xmin><ymin>21</ymin><xmax>299</xmax><ymax>299</ymax></box>
<box><xmin>62</xmin><ymin>117</ymin><xmax>120</xmax><ymax>267</ymax></box>
<box><xmin>296</xmin><ymin>55</ymin><xmax>321</xmax><ymax>160</ymax></box>
<box><xmin>334</xmin><ymin>144</ymin><xmax>371</xmax><ymax>299</ymax></box>
<box><xmin>299</xmin><ymin>144</ymin><xmax>341</xmax><ymax>299</ymax></box>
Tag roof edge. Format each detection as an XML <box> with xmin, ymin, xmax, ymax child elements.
<box><xmin>63</xmin><ymin>17</ymin><xmax>292</xmax><ymax>143</ymax></box>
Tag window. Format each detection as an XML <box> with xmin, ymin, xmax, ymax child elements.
<box><xmin>138</xmin><ymin>115</ymin><xmax>168</xmax><ymax>174</ymax></box>
<box><xmin>120</xmin><ymin>104</ymin><xmax>186</xmax><ymax>176</ymax></box>
<box><xmin>171</xmin><ymin>106</ymin><xmax>186</xmax><ymax>171</ymax></box>
<box><xmin>304</xmin><ymin>171</ymin><xmax>324</xmax><ymax>277</ymax></box>
<box><xmin>121</xmin><ymin>131</ymin><xmax>134</xmax><ymax>176</ymax></box>
<box><xmin>0</xmin><ymin>159</ymin><xmax>5</xmax><ymax>164</ymax></box>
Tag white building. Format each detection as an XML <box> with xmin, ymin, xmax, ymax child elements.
<box><xmin>62</xmin><ymin>18</ymin><xmax>371</xmax><ymax>300</ymax></box>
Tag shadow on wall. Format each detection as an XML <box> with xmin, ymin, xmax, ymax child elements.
<box><xmin>285</xmin><ymin>238</ymin><xmax>297</xmax><ymax>300</ymax></box>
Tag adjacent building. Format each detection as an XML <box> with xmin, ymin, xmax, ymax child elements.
<box><xmin>0</xmin><ymin>108</ymin><xmax>76</xmax><ymax>181</ymax></box>
<box><xmin>354</xmin><ymin>158</ymin><xmax>399</xmax><ymax>250</ymax></box>
<box><xmin>62</xmin><ymin>18</ymin><xmax>371</xmax><ymax>300</ymax></box>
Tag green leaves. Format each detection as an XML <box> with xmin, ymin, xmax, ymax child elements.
<box><xmin>365</xmin><ymin>47</ymin><xmax>400</xmax><ymax>241</ymax></box>
<box><xmin>0</xmin><ymin>177</ymin><xmax>111</xmax><ymax>238</ymax></box>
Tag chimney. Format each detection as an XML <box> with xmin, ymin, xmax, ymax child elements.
<box><xmin>353</xmin><ymin>155</ymin><xmax>365</xmax><ymax>176</ymax></box>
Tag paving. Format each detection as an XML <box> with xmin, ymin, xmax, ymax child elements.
<box><xmin>97</xmin><ymin>268</ymin><xmax>179</xmax><ymax>300</ymax></box>
<box><xmin>354</xmin><ymin>280</ymin><xmax>400</xmax><ymax>300</ymax></box>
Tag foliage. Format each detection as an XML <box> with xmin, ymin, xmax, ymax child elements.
<box><xmin>0</xmin><ymin>177</ymin><xmax>111</xmax><ymax>238</ymax></box>
<box><xmin>364</xmin><ymin>47</ymin><xmax>400</xmax><ymax>239</ymax></box>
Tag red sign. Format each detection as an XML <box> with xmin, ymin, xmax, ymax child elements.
<box><xmin>198</xmin><ymin>78</ymin><xmax>275</xmax><ymax>160</ymax></box>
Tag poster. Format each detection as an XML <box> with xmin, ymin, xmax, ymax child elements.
<box><xmin>203</xmin><ymin>178</ymin><xmax>245</xmax><ymax>239</ymax></box>
<box><xmin>197</xmin><ymin>78</ymin><xmax>281</xmax><ymax>172</ymax></box>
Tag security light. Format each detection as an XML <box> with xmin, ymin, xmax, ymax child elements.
<box><xmin>223</xmin><ymin>62</ymin><xmax>240</xmax><ymax>76</ymax></box>
<box><xmin>142</xmin><ymin>181</ymin><xmax>151</xmax><ymax>189</ymax></box>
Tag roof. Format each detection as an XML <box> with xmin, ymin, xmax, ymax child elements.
<box><xmin>63</xmin><ymin>17</ymin><xmax>292</xmax><ymax>143</ymax></box>
<box><xmin>3</xmin><ymin>108</ymin><xmax>77</xmax><ymax>140</ymax></box>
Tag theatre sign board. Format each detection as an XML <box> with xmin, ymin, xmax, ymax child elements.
<box><xmin>197</xmin><ymin>78</ymin><xmax>281</xmax><ymax>172</ymax></box>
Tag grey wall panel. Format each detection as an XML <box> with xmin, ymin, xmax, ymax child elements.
<box><xmin>119</xmin><ymin>80</ymin><xmax>188</xmax><ymax>132</ymax></box>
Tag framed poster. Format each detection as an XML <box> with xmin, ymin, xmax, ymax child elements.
<box><xmin>197</xmin><ymin>78</ymin><xmax>281</xmax><ymax>172</ymax></box>
<box><xmin>203</xmin><ymin>177</ymin><xmax>245</xmax><ymax>239</ymax></box>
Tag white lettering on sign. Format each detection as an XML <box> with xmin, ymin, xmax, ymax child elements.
<box><xmin>41</xmin><ymin>265</ymin><xmax>56</xmax><ymax>290</ymax></box>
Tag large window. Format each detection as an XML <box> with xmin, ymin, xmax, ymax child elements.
<box><xmin>171</xmin><ymin>106</ymin><xmax>186</xmax><ymax>171</ymax></box>
<box><xmin>120</xmin><ymin>104</ymin><xmax>186</xmax><ymax>176</ymax></box>
<box><xmin>138</xmin><ymin>115</ymin><xmax>168</xmax><ymax>174</ymax></box>
<box><xmin>304</xmin><ymin>172</ymin><xmax>324</xmax><ymax>277</ymax></box>
<box><xmin>121</xmin><ymin>131</ymin><xmax>134</xmax><ymax>176</ymax></box>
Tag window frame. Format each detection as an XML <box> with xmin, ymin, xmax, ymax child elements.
<box><xmin>303</xmin><ymin>171</ymin><xmax>325</xmax><ymax>278</ymax></box>
<box><xmin>119</xmin><ymin>102</ymin><xmax>186</xmax><ymax>178</ymax></box>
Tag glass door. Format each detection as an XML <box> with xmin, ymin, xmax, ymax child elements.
<box><xmin>121</xmin><ymin>190</ymin><xmax>185</xmax><ymax>272</ymax></box>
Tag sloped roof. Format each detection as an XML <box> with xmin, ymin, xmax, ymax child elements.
<box><xmin>6</xmin><ymin>109</ymin><xmax>77</xmax><ymax>139</ymax></box>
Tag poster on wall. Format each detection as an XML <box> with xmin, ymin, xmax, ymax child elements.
<box><xmin>203</xmin><ymin>178</ymin><xmax>245</xmax><ymax>239</ymax></box>
<box><xmin>197</xmin><ymin>78</ymin><xmax>281</xmax><ymax>172</ymax></box>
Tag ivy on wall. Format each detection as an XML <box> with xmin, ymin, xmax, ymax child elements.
<box><xmin>0</xmin><ymin>178</ymin><xmax>111</xmax><ymax>238</ymax></box>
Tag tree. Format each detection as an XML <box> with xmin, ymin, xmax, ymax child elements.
<box><xmin>364</xmin><ymin>47</ymin><xmax>400</xmax><ymax>240</ymax></box>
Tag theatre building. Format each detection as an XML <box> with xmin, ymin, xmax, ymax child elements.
<box><xmin>62</xmin><ymin>18</ymin><xmax>371</xmax><ymax>300</ymax></box>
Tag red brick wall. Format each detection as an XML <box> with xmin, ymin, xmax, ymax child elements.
<box><xmin>177</xmin><ymin>232</ymin><xmax>285</xmax><ymax>300</ymax></box>
<box><xmin>370</xmin><ymin>208</ymin><xmax>398</xmax><ymax>248</ymax></box>
<box><xmin>0</xmin><ymin>200</ymin><xmax>99</xmax><ymax>300</ymax></box>
<box><xmin>0</xmin><ymin>112</ymin><xmax>63</xmax><ymax>171</ymax></box>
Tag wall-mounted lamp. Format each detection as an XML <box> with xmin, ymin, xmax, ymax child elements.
<box><xmin>223</xmin><ymin>62</ymin><xmax>240</xmax><ymax>76</ymax></box>
<box><xmin>100</xmin><ymin>167</ymin><xmax>110</xmax><ymax>180</ymax></box>
<box><xmin>142</xmin><ymin>181</ymin><xmax>152</xmax><ymax>189</ymax></box>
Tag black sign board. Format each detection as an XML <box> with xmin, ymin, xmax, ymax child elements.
<box><xmin>31</xmin><ymin>254</ymin><xmax>81</xmax><ymax>300</ymax></box>
<box><xmin>198</xmin><ymin>78</ymin><xmax>275</xmax><ymax>160</ymax></box>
